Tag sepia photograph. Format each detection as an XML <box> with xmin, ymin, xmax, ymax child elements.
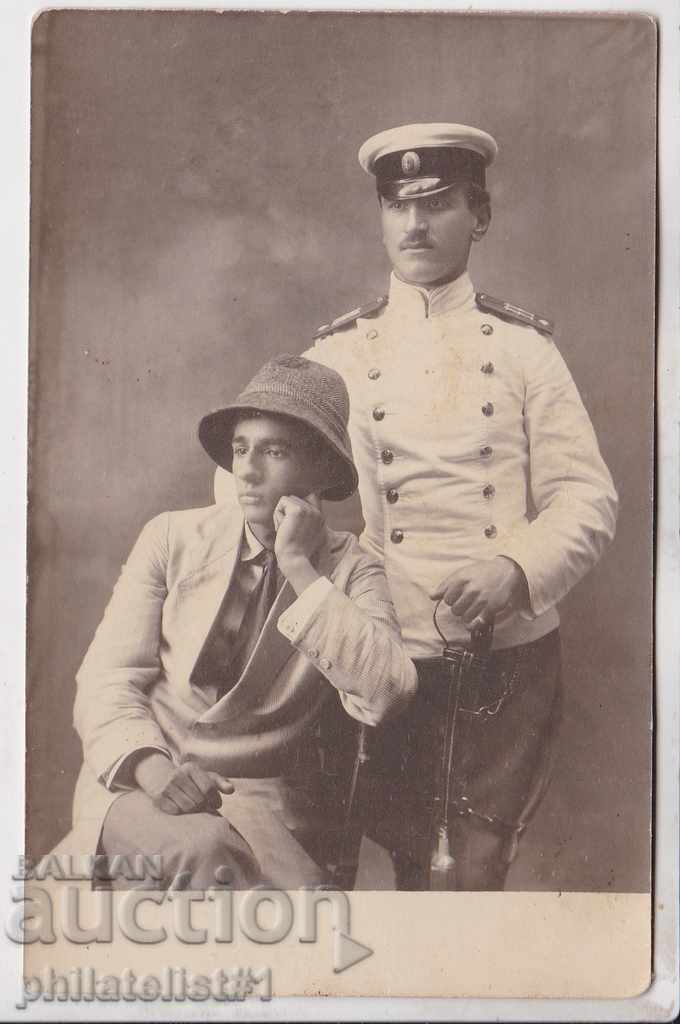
<box><xmin>18</xmin><ymin>5</ymin><xmax>664</xmax><ymax>1008</ymax></box>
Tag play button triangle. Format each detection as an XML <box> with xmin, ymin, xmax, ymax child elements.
<box><xmin>333</xmin><ymin>930</ymin><xmax>374</xmax><ymax>974</ymax></box>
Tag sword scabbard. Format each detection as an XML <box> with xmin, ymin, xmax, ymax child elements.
<box><xmin>427</xmin><ymin>611</ymin><xmax>495</xmax><ymax>889</ymax></box>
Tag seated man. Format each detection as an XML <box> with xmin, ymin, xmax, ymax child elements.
<box><xmin>66</xmin><ymin>354</ymin><xmax>417</xmax><ymax>890</ymax></box>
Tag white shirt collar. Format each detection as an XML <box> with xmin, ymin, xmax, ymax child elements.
<box><xmin>388</xmin><ymin>269</ymin><xmax>476</xmax><ymax>319</ymax></box>
<box><xmin>241</xmin><ymin>521</ymin><xmax>266</xmax><ymax>563</ymax></box>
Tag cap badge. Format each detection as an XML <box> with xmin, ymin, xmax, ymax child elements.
<box><xmin>401</xmin><ymin>150</ymin><xmax>421</xmax><ymax>175</ymax></box>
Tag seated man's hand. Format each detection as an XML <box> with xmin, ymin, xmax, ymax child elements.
<box><xmin>430</xmin><ymin>556</ymin><xmax>530</xmax><ymax>631</ymax></box>
<box><xmin>133</xmin><ymin>753</ymin><xmax>234</xmax><ymax>815</ymax></box>
<box><xmin>273</xmin><ymin>493</ymin><xmax>325</xmax><ymax>595</ymax></box>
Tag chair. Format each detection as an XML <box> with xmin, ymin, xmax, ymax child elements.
<box><xmin>294</xmin><ymin>699</ymin><xmax>379</xmax><ymax>891</ymax></box>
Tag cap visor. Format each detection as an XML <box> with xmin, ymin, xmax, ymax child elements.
<box><xmin>378</xmin><ymin>178</ymin><xmax>471</xmax><ymax>200</ymax></box>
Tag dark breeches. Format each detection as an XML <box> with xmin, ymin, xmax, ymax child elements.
<box><xmin>370</xmin><ymin>630</ymin><xmax>563</xmax><ymax>891</ymax></box>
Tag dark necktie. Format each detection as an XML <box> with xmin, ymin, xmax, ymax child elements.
<box><xmin>216</xmin><ymin>548</ymin><xmax>280</xmax><ymax>699</ymax></box>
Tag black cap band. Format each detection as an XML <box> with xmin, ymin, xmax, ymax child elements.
<box><xmin>374</xmin><ymin>147</ymin><xmax>486</xmax><ymax>199</ymax></box>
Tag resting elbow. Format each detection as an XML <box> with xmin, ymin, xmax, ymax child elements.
<box><xmin>374</xmin><ymin>657</ymin><xmax>418</xmax><ymax>725</ymax></box>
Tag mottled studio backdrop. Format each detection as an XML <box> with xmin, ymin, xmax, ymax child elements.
<box><xmin>27</xmin><ymin>11</ymin><xmax>655</xmax><ymax>890</ymax></box>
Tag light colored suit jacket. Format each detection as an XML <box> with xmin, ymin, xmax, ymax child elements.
<box><xmin>67</xmin><ymin>500</ymin><xmax>417</xmax><ymax>860</ymax></box>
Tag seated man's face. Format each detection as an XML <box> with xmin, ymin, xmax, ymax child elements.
<box><xmin>230</xmin><ymin>414</ymin><xmax>325</xmax><ymax>528</ymax></box>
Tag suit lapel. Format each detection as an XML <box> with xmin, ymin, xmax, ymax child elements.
<box><xmin>236</xmin><ymin>578</ymin><xmax>298</xmax><ymax>686</ymax></box>
<box><xmin>199</xmin><ymin>577</ymin><xmax>299</xmax><ymax>723</ymax></box>
<box><xmin>237</xmin><ymin>534</ymin><xmax>338</xmax><ymax>699</ymax></box>
<box><xmin>183</xmin><ymin>508</ymin><xmax>245</xmax><ymax>699</ymax></box>
<box><xmin>194</xmin><ymin>531</ymin><xmax>343</xmax><ymax>724</ymax></box>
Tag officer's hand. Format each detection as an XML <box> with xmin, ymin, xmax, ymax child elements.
<box><xmin>273</xmin><ymin>494</ymin><xmax>325</xmax><ymax>594</ymax></box>
<box><xmin>134</xmin><ymin>753</ymin><xmax>234</xmax><ymax>816</ymax></box>
<box><xmin>430</xmin><ymin>556</ymin><xmax>530</xmax><ymax>631</ymax></box>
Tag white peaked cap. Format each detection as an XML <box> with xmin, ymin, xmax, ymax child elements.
<box><xmin>358</xmin><ymin>122</ymin><xmax>498</xmax><ymax>174</ymax></box>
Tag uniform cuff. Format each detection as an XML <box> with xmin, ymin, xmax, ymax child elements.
<box><xmin>277</xmin><ymin>576</ymin><xmax>334</xmax><ymax>644</ymax></box>
<box><xmin>496</xmin><ymin>538</ymin><xmax>550</xmax><ymax>618</ymax></box>
<box><xmin>495</xmin><ymin>553</ymin><xmax>537</xmax><ymax>621</ymax></box>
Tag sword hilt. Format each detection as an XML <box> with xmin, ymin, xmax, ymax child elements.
<box><xmin>470</xmin><ymin>620</ymin><xmax>494</xmax><ymax>654</ymax></box>
<box><xmin>433</xmin><ymin>599</ymin><xmax>495</xmax><ymax>656</ymax></box>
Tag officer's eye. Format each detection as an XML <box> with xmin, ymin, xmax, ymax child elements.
<box><xmin>232</xmin><ymin>445</ymin><xmax>249</xmax><ymax>457</ymax></box>
<box><xmin>264</xmin><ymin>447</ymin><xmax>287</xmax><ymax>459</ymax></box>
<box><xmin>387</xmin><ymin>200</ymin><xmax>404</xmax><ymax>211</ymax></box>
<box><xmin>426</xmin><ymin>197</ymin><xmax>449</xmax><ymax>210</ymax></box>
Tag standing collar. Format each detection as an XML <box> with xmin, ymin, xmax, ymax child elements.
<box><xmin>388</xmin><ymin>270</ymin><xmax>476</xmax><ymax>319</ymax></box>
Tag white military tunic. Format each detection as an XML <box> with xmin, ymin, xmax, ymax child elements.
<box><xmin>303</xmin><ymin>271</ymin><xmax>618</xmax><ymax>658</ymax></box>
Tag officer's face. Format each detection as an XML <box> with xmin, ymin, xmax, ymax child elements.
<box><xmin>380</xmin><ymin>188</ymin><xmax>489</xmax><ymax>287</ymax></box>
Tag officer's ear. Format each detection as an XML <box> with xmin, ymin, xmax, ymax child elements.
<box><xmin>461</xmin><ymin>183</ymin><xmax>491</xmax><ymax>241</ymax></box>
<box><xmin>471</xmin><ymin>203</ymin><xmax>491</xmax><ymax>242</ymax></box>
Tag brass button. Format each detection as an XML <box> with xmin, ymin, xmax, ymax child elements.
<box><xmin>481</xmin><ymin>361</ymin><xmax>495</xmax><ymax>374</ymax></box>
<box><xmin>386</xmin><ymin>488</ymin><xmax>399</xmax><ymax>504</ymax></box>
<box><xmin>366</xmin><ymin>329</ymin><xmax>379</xmax><ymax>340</ymax></box>
<box><xmin>381</xmin><ymin>449</ymin><xmax>394</xmax><ymax>464</ymax></box>
<box><xmin>483</xmin><ymin>484</ymin><xmax>496</xmax><ymax>499</ymax></box>
<box><xmin>484</xmin><ymin>525</ymin><xmax>498</xmax><ymax>539</ymax></box>
<box><xmin>308</xmin><ymin>648</ymin><xmax>319</xmax><ymax>660</ymax></box>
<box><xmin>368</xmin><ymin>367</ymin><xmax>381</xmax><ymax>381</ymax></box>
<box><xmin>480</xmin><ymin>445</ymin><xmax>493</xmax><ymax>458</ymax></box>
<box><xmin>481</xmin><ymin>323</ymin><xmax>494</xmax><ymax>336</ymax></box>
<box><xmin>319</xmin><ymin>657</ymin><xmax>332</xmax><ymax>671</ymax></box>
<box><xmin>390</xmin><ymin>528</ymin><xmax>404</xmax><ymax>544</ymax></box>
<box><xmin>373</xmin><ymin>406</ymin><xmax>386</xmax><ymax>421</ymax></box>
<box><xmin>482</xmin><ymin>402</ymin><xmax>494</xmax><ymax>417</ymax></box>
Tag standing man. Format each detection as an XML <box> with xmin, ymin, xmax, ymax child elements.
<box><xmin>216</xmin><ymin>123</ymin><xmax>618</xmax><ymax>890</ymax></box>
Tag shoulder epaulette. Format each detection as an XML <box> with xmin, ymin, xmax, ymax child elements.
<box><xmin>476</xmin><ymin>292</ymin><xmax>554</xmax><ymax>336</ymax></box>
<box><xmin>313</xmin><ymin>295</ymin><xmax>388</xmax><ymax>340</ymax></box>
